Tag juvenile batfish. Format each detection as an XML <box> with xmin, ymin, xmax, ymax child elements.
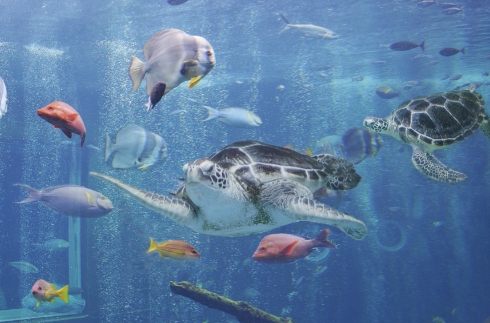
<box><xmin>105</xmin><ymin>124</ymin><xmax>167</xmax><ymax>170</ymax></box>
<box><xmin>279</xmin><ymin>14</ymin><xmax>339</xmax><ymax>39</ymax></box>
<box><xmin>33</xmin><ymin>239</ymin><xmax>69</xmax><ymax>252</ymax></box>
<box><xmin>31</xmin><ymin>279</ymin><xmax>69</xmax><ymax>307</ymax></box>
<box><xmin>129</xmin><ymin>29</ymin><xmax>215</xmax><ymax>109</ymax></box>
<box><xmin>252</xmin><ymin>229</ymin><xmax>336</xmax><ymax>264</ymax></box>
<box><xmin>0</xmin><ymin>77</ymin><xmax>8</xmax><ymax>119</ymax></box>
<box><xmin>9</xmin><ymin>261</ymin><xmax>39</xmax><ymax>273</ymax></box>
<box><xmin>15</xmin><ymin>184</ymin><xmax>113</xmax><ymax>218</ymax></box>
<box><xmin>37</xmin><ymin>101</ymin><xmax>86</xmax><ymax>147</ymax></box>
<box><xmin>202</xmin><ymin>106</ymin><xmax>262</xmax><ymax>128</ymax></box>
<box><xmin>147</xmin><ymin>238</ymin><xmax>200</xmax><ymax>260</ymax></box>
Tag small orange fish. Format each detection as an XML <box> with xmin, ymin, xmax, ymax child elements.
<box><xmin>37</xmin><ymin>101</ymin><xmax>86</xmax><ymax>147</ymax></box>
<box><xmin>147</xmin><ymin>238</ymin><xmax>200</xmax><ymax>260</ymax></box>
<box><xmin>31</xmin><ymin>279</ymin><xmax>69</xmax><ymax>307</ymax></box>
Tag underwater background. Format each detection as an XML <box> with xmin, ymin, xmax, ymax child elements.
<box><xmin>0</xmin><ymin>0</ymin><xmax>490</xmax><ymax>322</ymax></box>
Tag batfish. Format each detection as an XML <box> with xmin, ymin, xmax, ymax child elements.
<box><xmin>129</xmin><ymin>29</ymin><xmax>215</xmax><ymax>109</ymax></box>
<box><xmin>105</xmin><ymin>124</ymin><xmax>167</xmax><ymax>170</ymax></box>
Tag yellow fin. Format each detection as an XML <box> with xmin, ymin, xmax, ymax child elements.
<box><xmin>86</xmin><ymin>192</ymin><xmax>97</xmax><ymax>207</ymax></box>
<box><xmin>147</xmin><ymin>238</ymin><xmax>159</xmax><ymax>254</ymax></box>
<box><xmin>188</xmin><ymin>75</ymin><xmax>202</xmax><ymax>89</ymax></box>
<box><xmin>48</xmin><ymin>298</ymin><xmax>55</xmax><ymax>303</ymax></box>
<box><xmin>56</xmin><ymin>285</ymin><xmax>70</xmax><ymax>303</ymax></box>
<box><xmin>159</xmin><ymin>252</ymin><xmax>168</xmax><ymax>258</ymax></box>
<box><xmin>137</xmin><ymin>164</ymin><xmax>151</xmax><ymax>170</ymax></box>
<box><xmin>36</xmin><ymin>301</ymin><xmax>40</xmax><ymax>307</ymax></box>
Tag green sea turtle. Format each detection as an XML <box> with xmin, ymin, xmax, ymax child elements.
<box><xmin>364</xmin><ymin>90</ymin><xmax>490</xmax><ymax>182</ymax></box>
<box><xmin>90</xmin><ymin>140</ymin><xmax>367</xmax><ymax>240</ymax></box>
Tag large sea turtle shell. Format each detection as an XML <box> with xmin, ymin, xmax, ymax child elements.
<box><xmin>206</xmin><ymin>140</ymin><xmax>360</xmax><ymax>192</ymax></box>
<box><xmin>391</xmin><ymin>90</ymin><xmax>485</xmax><ymax>147</ymax></box>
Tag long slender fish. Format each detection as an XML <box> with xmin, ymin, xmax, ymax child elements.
<box><xmin>279</xmin><ymin>14</ymin><xmax>339</xmax><ymax>39</ymax></box>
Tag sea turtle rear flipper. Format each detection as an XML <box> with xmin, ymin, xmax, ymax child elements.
<box><xmin>311</xmin><ymin>154</ymin><xmax>361</xmax><ymax>190</ymax></box>
<box><xmin>89</xmin><ymin>172</ymin><xmax>197</xmax><ymax>226</ymax></box>
<box><xmin>411</xmin><ymin>147</ymin><xmax>466</xmax><ymax>182</ymax></box>
<box><xmin>259</xmin><ymin>178</ymin><xmax>367</xmax><ymax>240</ymax></box>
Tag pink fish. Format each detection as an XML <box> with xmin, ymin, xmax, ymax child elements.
<box><xmin>37</xmin><ymin>101</ymin><xmax>86</xmax><ymax>147</ymax></box>
<box><xmin>31</xmin><ymin>279</ymin><xmax>69</xmax><ymax>307</ymax></box>
<box><xmin>252</xmin><ymin>229</ymin><xmax>336</xmax><ymax>264</ymax></box>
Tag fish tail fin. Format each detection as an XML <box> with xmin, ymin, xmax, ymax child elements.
<box><xmin>104</xmin><ymin>134</ymin><xmax>113</xmax><ymax>162</ymax></box>
<box><xmin>279</xmin><ymin>13</ymin><xmax>290</xmax><ymax>24</ymax></box>
<box><xmin>128</xmin><ymin>56</ymin><xmax>146</xmax><ymax>91</ymax></box>
<box><xmin>202</xmin><ymin>106</ymin><xmax>220</xmax><ymax>122</ymax></box>
<box><xmin>56</xmin><ymin>285</ymin><xmax>70</xmax><ymax>303</ymax></box>
<box><xmin>315</xmin><ymin>229</ymin><xmax>336</xmax><ymax>248</ymax></box>
<box><xmin>14</xmin><ymin>184</ymin><xmax>41</xmax><ymax>203</ymax></box>
<box><xmin>147</xmin><ymin>238</ymin><xmax>159</xmax><ymax>254</ymax></box>
<box><xmin>461</xmin><ymin>47</ymin><xmax>465</xmax><ymax>54</ymax></box>
<box><xmin>420</xmin><ymin>41</ymin><xmax>425</xmax><ymax>52</ymax></box>
<box><xmin>278</xmin><ymin>13</ymin><xmax>290</xmax><ymax>34</ymax></box>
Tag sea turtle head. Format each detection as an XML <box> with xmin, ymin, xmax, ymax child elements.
<box><xmin>363</xmin><ymin>117</ymin><xmax>389</xmax><ymax>133</ymax></box>
<box><xmin>183</xmin><ymin>158</ymin><xmax>234</xmax><ymax>206</ymax></box>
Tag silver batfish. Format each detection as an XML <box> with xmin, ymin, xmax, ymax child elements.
<box><xmin>105</xmin><ymin>124</ymin><xmax>167</xmax><ymax>170</ymax></box>
<box><xmin>129</xmin><ymin>28</ymin><xmax>215</xmax><ymax>107</ymax></box>
<box><xmin>202</xmin><ymin>106</ymin><xmax>262</xmax><ymax>128</ymax></box>
<box><xmin>0</xmin><ymin>77</ymin><xmax>7</xmax><ymax>119</ymax></box>
<box><xmin>279</xmin><ymin>14</ymin><xmax>339</xmax><ymax>39</ymax></box>
<box><xmin>15</xmin><ymin>184</ymin><xmax>113</xmax><ymax>218</ymax></box>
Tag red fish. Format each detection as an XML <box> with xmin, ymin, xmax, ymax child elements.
<box><xmin>31</xmin><ymin>279</ymin><xmax>69</xmax><ymax>307</ymax></box>
<box><xmin>252</xmin><ymin>229</ymin><xmax>336</xmax><ymax>264</ymax></box>
<box><xmin>37</xmin><ymin>101</ymin><xmax>86</xmax><ymax>147</ymax></box>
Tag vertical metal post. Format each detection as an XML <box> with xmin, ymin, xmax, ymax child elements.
<box><xmin>68</xmin><ymin>146</ymin><xmax>82</xmax><ymax>290</ymax></box>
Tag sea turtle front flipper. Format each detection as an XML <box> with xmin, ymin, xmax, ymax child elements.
<box><xmin>411</xmin><ymin>147</ymin><xmax>466</xmax><ymax>182</ymax></box>
<box><xmin>260</xmin><ymin>178</ymin><xmax>367</xmax><ymax>240</ymax></box>
<box><xmin>311</xmin><ymin>154</ymin><xmax>361</xmax><ymax>190</ymax></box>
<box><xmin>480</xmin><ymin>115</ymin><xmax>490</xmax><ymax>137</ymax></box>
<box><xmin>89</xmin><ymin>172</ymin><xmax>197</xmax><ymax>226</ymax></box>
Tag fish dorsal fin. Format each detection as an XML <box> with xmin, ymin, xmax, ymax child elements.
<box><xmin>188</xmin><ymin>75</ymin><xmax>202</xmax><ymax>89</ymax></box>
<box><xmin>86</xmin><ymin>192</ymin><xmax>97</xmax><ymax>207</ymax></box>
<box><xmin>65</xmin><ymin>113</ymin><xmax>79</xmax><ymax>122</ymax></box>
<box><xmin>61</xmin><ymin>129</ymin><xmax>72</xmax><ymax>138</ymax></box>
<box><xmin>281</xmin><ymin>240</ymin><xmax>299</xmax><ymax>256</ymax></box>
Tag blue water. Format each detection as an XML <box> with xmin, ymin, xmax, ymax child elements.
<box><xmin>0</xmin><ymin>0</ymin><xmax>490</xmax><ymax>322</ymax></box>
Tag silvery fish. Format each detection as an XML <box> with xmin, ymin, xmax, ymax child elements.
<box><xmin>105</xmin><ymin>124</ymin><xmax>167</xmax><ymax>170</ymax></box>
<box><xmin>279</xmin><ymin>14</ymin><xmax>339</xmax><ymax>39</ymax></box>
<box><xmin>9</xmin><ymin>261</ymin><xmax>39</xmax><ymax>273</ymax></box>
<box><xmin>33</xmin><ymin>238</ymin><xmax>69</xmax><ymax>252</ymax></box>
<box><xmin>129</xmin><ymin>29</ymin><xmax>215</xmax><ymax>108</ymax></box>
<box><xmin>15</xmin><ymin>184</ymin><xmax>113</xmax><ymax>218</ymax></box>
<box><xmin>202</xmin><ymin>106</ymin><xmax>262</xmax><ymax>128</ymax></box>
<box><xmin>0</xmin><ymin>77</ymin><xmax>8</xmax><ymax>119</ymax></box>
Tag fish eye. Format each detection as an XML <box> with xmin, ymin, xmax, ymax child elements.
<box><xmin>38</xmin><ymin>286</ymin><xmax>42</xmax><ymax>290</ymax></box>
<box><xmin>191</xmin><ymin>250</ymin><xmax>198</xmax><ymax>254</ymax></box>
<box><xmin>206</xmin><ymin>51</ymin><xmax>212</xmax><ymax>56</ymax></box>
<box><xmin>260</xmin><ymin>247</ymin><xmax>266</xmax><ymax>251</ymax></box>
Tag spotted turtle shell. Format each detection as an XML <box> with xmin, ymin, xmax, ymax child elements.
<box><xmin>391</xmin><ymin>90</ymin><xmax>485</xmax><ymax>147</ymax></box>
